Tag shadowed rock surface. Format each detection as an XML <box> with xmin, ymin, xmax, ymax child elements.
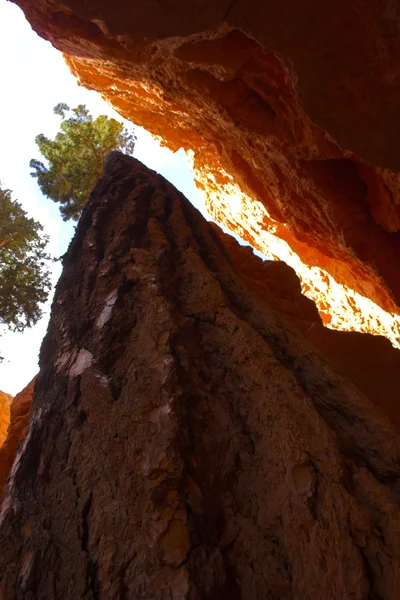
<box><xmin>1</xmin><ymin>155</ymin><xmax>400</xmax><ymax>598</ymax></box>
<box><xmin>11</xmin><ymin>0</ymin><xmax>400</xmax><ymax>337</ymax></box>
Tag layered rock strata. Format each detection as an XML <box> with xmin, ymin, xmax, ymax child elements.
<box><xmin>0</xmin><ymin>379</ymin><xmax>35</xmax><ymax>496</ymax></box>
<box><xmin>1</xmin><ymin>155</ymin><xmax>400</xmax><ymax>598</ymax></box>
<box><xmin>11</xmin><ymin>0</ymin><xmax>400</xmax><ymax>341</ymax></box>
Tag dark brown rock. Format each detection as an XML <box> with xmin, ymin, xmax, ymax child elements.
<box><xmin>217</xmin><ymin>226</ymin><xmax>400</xmax><ymax>431</ymax></box>
<box><xmin>1</xmin><ymin>155</ymin><xmax>400</xmax><ymax>598</ymax></box>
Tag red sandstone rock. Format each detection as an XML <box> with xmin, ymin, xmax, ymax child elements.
<box><xmin>217</xmin><ymin>224</ymin><xmax>400</xmax><ymax>430</ymax></box>
<box><xmin>0</xmin><ymin>391</ymin><xmax>12</xmax><ymax>448</ymax></box>
<box><xmin>0</xmin><ymin>379</ymin><xmax>34</xmax><ymax>497</ymax></box>
<box><xmin>10</xmin><ymin>0</ymin><xmax>400</xmax><ymax>337</ymax></box>
<box><xmin>1</xmin><ymin>155</ymin><xmax>400</xmax><ymax>598</ymax></box>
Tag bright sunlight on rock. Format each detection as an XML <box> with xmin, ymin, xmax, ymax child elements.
<box><xmin>13</xmin><ymin>0</ymin><xmax>400</xmax><ymax>346</ymax></box>
<box><xmin>2</xmin><ymin>1</ymin><xmax>400</xmax><ymax>598</ymax></box>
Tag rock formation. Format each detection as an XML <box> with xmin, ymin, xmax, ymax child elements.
<box><xmin>1</xmin><ymin>155</ymin><xmax>400</xmax><ymax>598</ymax></box>
<box><xmin>0</xmin><ymin>391</ymin><xmax>13</xmax><ymax>448</ymax></box>
<box><xmin>0</xmin><ymin>378</ymin><xmax>35</xmax><ymax>496</ymax></box>
<box><xmin>10</xmin><ymin>0</ymin><xmax>400</xmax><ymax>343</ymax></box>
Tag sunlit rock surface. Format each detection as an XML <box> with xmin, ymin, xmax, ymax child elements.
<box><xmin>0</xmin><ymin>391</ymin><xmax>13</xmax><ymax>448</ymax></box>
<box><xmin>0</xmin><ymin>378</ymin><xmax>34</xmax><ymax>496</ymax></box>
<box><xmin>1</xmin><ymin>155</ymin><xmax>400</xmax><ymax>598</ymax></box>
<box><xmin>11</xmin><ymin>0</ymin><xmax>400</xmax><ymax>344</ymax></box>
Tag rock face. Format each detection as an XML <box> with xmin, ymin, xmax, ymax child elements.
<box><xmin>2</xmin><ymin>155</ymin><xmax>400</xmax><ymax>598</ymax></box>
<box><xmin>11</xmin><ymin>0</ymin><xmax>400</xmax><ymax>342</ymax></box>
<box><xmin>0</xmin><ymin>391</ymin><xmax>13</xmax><ymax>448</ymax></box>
<box><xmin>0</xmin><ymin>379</ymin><xmax>34</xmax><ymax>496</ymax></box>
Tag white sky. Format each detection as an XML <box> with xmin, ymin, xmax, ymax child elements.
<box><xmin>0</xmin><ymin>1</ymin><xmax>210</xmax><ymax>394</ymax></box>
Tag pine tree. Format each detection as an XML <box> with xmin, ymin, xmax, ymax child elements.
<box><xmin>0</xmin><ymin>186</ymin><xmax>51</xmax><ymax>346</ymax></box>
<box><xmin>30</xmin><ymin>103</ymin><xmax>137</xmax><ymax>221</ymax></box>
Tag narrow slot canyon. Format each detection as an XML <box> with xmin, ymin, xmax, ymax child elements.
<box><xmin>2</xmin><ymin>1</ymin><xmax>400</xmax><ymax>598</ymax></box>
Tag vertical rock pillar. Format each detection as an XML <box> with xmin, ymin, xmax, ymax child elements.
<box><xmin>1</xmin><ymin>154</ymin><xmax>400</xmax><ymax>599</ymax></box>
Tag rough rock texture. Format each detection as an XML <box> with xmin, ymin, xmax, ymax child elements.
<box><xmin>2</xmin><ymin>155</ymin><xmax>400</xmax><ymax>598</ymax></box>
<box><xmin>218</xmin><ymin>226</ymin><xmax>400</xmax><ymax>431</ymax></box>
<box><xmin>11</xmin><ymin>0</ymin><xmax>400</xmax><ymax>341</ymax></box>
<box><xmin>0</xmin><ymin>391</ymin><xmax>13</xmax><ymax>448</ymax></box>
<box><xmin>0</xmin><ymin>379</ymin><xmax>34</xmax><ymax>496</ymax></box>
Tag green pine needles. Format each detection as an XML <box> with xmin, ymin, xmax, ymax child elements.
<box><xmin>0</xmin><ymin>103</ymin><xmax>136</xmax><ymax>359</ymax></box>
<box><xmin>30</xmin><ymin>103</ymin><xmax>137</xmax><ymax>221</ymax></box>
<box><xmin>0</xmin><ymin>186</ymin><xmax>51</xmax><ymax>342</ymax></box>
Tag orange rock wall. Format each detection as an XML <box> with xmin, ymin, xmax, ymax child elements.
<box><xmin>11</xmin><ymin>0</ymin><xmax>400</xmax><ymax>342</ymax></box>
<box><xmin>219</xmin><ymin>222</ymin><xmax>400</xmax><ymax>429</ymax></box>
<box><xmin>0</xmin><ymin>378</ymin><xmax>34</xmax><ymax>496</ymax></box>
<box><xmin>0</xmin><ymin>391</ymin><xmax>13</xmax><ymax>448</ymax></box>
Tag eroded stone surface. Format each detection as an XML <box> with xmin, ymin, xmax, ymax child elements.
<box><xmin>10</xmin><ymin>0</ymin><xmax>400</xmax><ymax>341</ymax></box>
<box><xmin>1</xmin><ymin>155</ymin><xmax>400</xmax><ymax>598</ymax></box>
<box><xmin>0</xmin><ymin>391</ymin><xmax>13</xmax><ymax>448</ymax></box>
<box><xmin>0</xmin><ymin>379</ymin><xmax>34</xmax><ymax>496</ymax></box>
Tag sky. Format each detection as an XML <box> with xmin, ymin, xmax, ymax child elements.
<box><xmin>0</xmin><ymin>1</ymin><xmax>211</xmax><ymax>394</ymax></box>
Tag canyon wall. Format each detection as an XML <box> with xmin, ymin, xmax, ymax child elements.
<box><xmin>11</xmin><ymin>0</ymin><xmax>400</xmax><ymax>344</ymax></box>
<box><xmin>0</xmin><ymin>390</ymin><xmax>13</xmax><ymax>448</ymax></box>
<box><xmin>0</xmin><ymin>378</ymin><xmax>35</xmax><ymax>496</ymax></box>
<box><xmin>1</xmin><ymin>155</ymin><xmax>400</xmax><ymax>598</ymax></box>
